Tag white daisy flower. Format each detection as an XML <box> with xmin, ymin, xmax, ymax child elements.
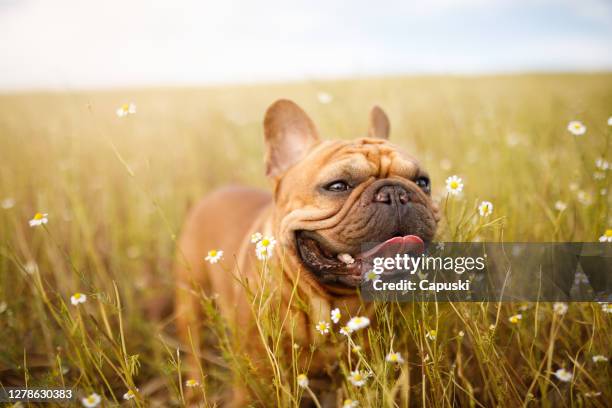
<box><xmin>585</xmin><ymin>391</ymin><xmax>602</xmax><ymax>397</ymax></box>
<box><xmin>478</xmin><ymin>201</ymin><xmax>493</xmax><ymax>217</ymax></box>
<box><xmin>1</xmin><ymin>198</ymin><xmax>15</xmax><ymax>209</ymax></box>
<box><xmin>553</xmin><ymin>302</ymin><xmax>568</xmax><ymax>315</ymax></box>
<box><xmin>595</xmin><ymin>158</ymin><xmax>610</xmax><ymax>171</ymax></box>
<box><xmin>445</xmin><ymin>175</ymin><xmax>463</xmax><ymax>196</ymax></box>
<box><xmin>256</xmin><ymin>236</ymin><xmax>277</xmax><ymax>260</ymax></box>
<box><xmin>29</xmin><ymin>212</ymin><xmax>48</xmax><ymax>227</ymax></box>
<box><xmin>81</xmin><ymin>393</ymin><xmax>101</xmax><ymax>407</ymax></box>
<box><xmin>554</xmin><ymin>368</ymin><xmax>573</xmax><ymax>382</ymax></box>
<box><xmin>508</xmin><ymin>314</ymin><xmax>522</xmax><ymax>324</ymax></box>
<box><xmin>364</xmin><ymin>270</ymin><xmax>381</xmax><ymax>282</ymax></box>
<box><xmin>385</xmin><ymin>351</ymin><xmax>405</xmax><ymax>364</ymax></box>
<box><xmin>116</xmin><ymin>102</ymin><xmax>136</xmax><ymax>118</ymax></box>
<box><xmin>599</xmin><ymin>229</ymin><xmax>612</xmax><ymax>242</ymax></box>
<box><xmin>123</xmin><ymin>389</ymin><xmax>138</xmax><ymax>400</ymax></box>
<box><xmin>205</xmin><ymin>249</ymin><xmax>223</xmax><ymax>264</ymax></box>
<box><xmin>592</xmin><ymin>355</ymin><xmax>608</xmax><ymax>363</ymax></box>
<box><xmin>608</xmin><ymin>116</ymin><xmax>612</xmax><ymax>126</ymax></box>
<box><xmin>458</xmin><ymin>330</ymin><xmax>465</xmax><ymax>337</ymax></box>
<box><xmin>577</xmin><ymin>191</ymin><xmax>592</xmax><ymax>206</ymax></box>
<box><xmin>297</xmin><ymin>373</ymin><xmax>309</xmax><ymax>388</ymax></box>
<box><xmin>601</xmin><ymin>303</ymin><xmax>612</xmax><ymax>313</ymax></box>
<box><xmin>425</xmin><ymin>329</ymin><xmax>437</xmax><ymax>340</ymax></box>
<box><xmin>594</xmin><ymin>172</ymin><xmax>605</xmax><ymax>180</ymax></box>
<box><xmin>489</xmin><ymin>324</ymin><xmax>496</xmax><ymax>330</ymax></box>
<box><xmin>567</xmin><ymin>121</ymin><xmax>586</xmax><ymax>136</ymax></box>
<box><xmin>71</xmin><ymin>292</ymin><xmax>87</xmax><ymax>305</ymax></box>
<box><xmin>554</xmin><ymin>201</ymin><xmax>567</xmax><ymax>211</ymax></box>
<box><xmin>346</xmin><ymin>316</ymin><xmax>370</xmax><ymax>332</ymax></box>
<box><xmin>250</xmin><ymin>232</ymin><xmax>263</xmax><ymax>243</ymax></box>
<box><xmin>315</xmin><ymin>321</ymin><xmax>330</xmax><ymax>335</ymax></box>
<box><xmin>185</xmin><ymin>379</ymin><xmax>200</xmax><ymax>387</ymax></box>
<box><xmin>339</xmin><ymin>326</ymin><xmax>351</xmax><ymax>336</ymax></box>
<box><xmin>331</xmin><ymin>308</ymin><xmax>341</xmax><ymax>324</ymax></box>
<box><xmin>347</xmin><ymin>370</ymin><xmax>370</xmax><ymax>387</ymax></box>
<box><xmin>342</xmin><ymin>399</ymin><xmax>359</xmax><ymax>407</ymax></box>
<box><xmin>317</xmin><ymin>92</ymin><xmax>333</xmax><ymax>104</ymax></box>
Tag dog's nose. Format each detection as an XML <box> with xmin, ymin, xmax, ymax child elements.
<box><xmin>373</xmin><ymin>184</ymin><xmax>410</xmax><ymax>205</ymax></box>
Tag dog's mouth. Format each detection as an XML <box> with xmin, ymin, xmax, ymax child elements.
<box><xmin>295</xmin><ymin>231</ymin><xmax>425</xmax><ymax>288</ymax></box>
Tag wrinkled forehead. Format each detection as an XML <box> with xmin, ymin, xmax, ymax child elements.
<box><xmin>304</xmin><ymin>138</ymin><xmax>420</xmax><ymax>181</ymax></box>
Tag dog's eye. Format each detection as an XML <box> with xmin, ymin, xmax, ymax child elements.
<box><xmin>415</xmin><ymin>176</ymin><xmax>430</xmax><ymax>193</ymax></box>
<box><xmin>325</xmin><ymin>180</ymin><xmax>351</xmax><ymax>192</ymax></box>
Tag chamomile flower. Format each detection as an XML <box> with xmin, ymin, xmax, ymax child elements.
<box><xmin>489</xmin><ymin>324</ymin><xmax>496</xmax><ymax>330</ymax></box>
<box><xmin>339</xmin><ymin>326</ymin><xmax>351</xmax><ymax>336</ymax></box>
<box><xmin>185</xmin><ymin>379</ymin><xmax>200</xmax><ymax>387</ymax></box>
<box><xmin>346</xmin><ymin>316</ymin><xmax>370</xmax><ymax>332</ymax></box>
<box><xmin>347</xmin><ymin>370</ymin><xmax>370</xmax><ymax>387</ymax></box>
<box><xmin>445</xmin><ymin>175</ymin><xmax>463</xmax><ymax>196</ymax></box>
<box><xmin>81</xmin><ymin>393</ymin><xmax>101</xmax><ymax>407</ymax></box>
<box><xmin>595</xmin><ymin>158</ymin><xmax>610</xmax><ymax>171</ymax></box>
<box><xmin>601</xmin><ymin>303</ymin><xmax>612</xmax><ymax>313</ymax></box>
<box><xmin>205</xmin><ymin>249</ymin><xmax>223</xmax><ymax>264</ymax></box>
<box><xmin>425</xmin><ymin>329</ymin><xmax>437</xmax><ymax>340</ymax></box>
<box><xmin>250</xmin><ymin>232</ymin><xmax>263</xmax><ymax>243</ymax></box>
<box><xmin>553</xmin><ymin>302</ymin><xmax>568</xmax><ymax>315</ymax></box>
<box><xmin>592</xmin><ymin>355</ymin><xmax>608</xmax><ymax>363</ymax></box>
<box><xmin>608</xmin><ymin>116</ymin><xmax>612</xmax><ymax>126</ymax></box>
<box><xmin>256</xmin><ymin>236</ymin><xmax>277</xmax><ymax>260</ymax></box>
<box><xmin>478</xmin><ymin>201</ymin><xmax>493</xmax><ymax>217</ymax></box>
<box><xmin>71</xmin><ymin>292</ymin><xmax>87</xmax><ymax>305</ymax></box>
<box><xmin>599</xmin><ymin>229</ymin><xmax>612</xmax><ymax>242</ymax></box>
<box><xmin>385</xmin><ymin>351</ymin><xmax>405</xmax><ymax>364</ymax></box>
<box><xmin>554</xmin><ymin>201</ymin><xmax>567</xmax><ymax>211</ymax></box>
<box><xmin>116</xmin><ymin>103</ymin><xmax>136</xmax><ymax>118</ymax></box>
<box><xmin>342</xmin><ymin>399</ymin><xmax>359</xmax><ymax>408</ymax></box>
<box><xmin>364</xmin><ymin>270</ymin><xmax>380</xmax><ymax>282</ymax></box>
<box><xmin>297</xmin><ymin>373</ymin><xmax>309</xmax><ymax>388</ymax></box>
<box><xmin>315</xmin><ymin>321</ymin><xmax>330</xmax><ymax>335</ymax></box>
<box><xmin>1</xmin><ymin>198</ymin><xmax>15</xmax><ymax>209</ymax></box>
<box><xmin>554</xmin><ymin>368</ymin><xmax>573</xmax><ymax>382</ymax></box>
<box><xmin>567</xmin><ymin>121</ymin><xmax>586</xmax><ymax>136</ymax></box>
<box><xmin>458</xmin><ymin>330</ymin><xmax>465</xmax><ymax>338</ymax></box>
<box><xmin>317</xmin><ymin>92</ymin><xmax>333</xmax><ymax>104</ymax></box>
<box><xmin>331</xmin><ymin>308</ymin><xmax>341</xmax><ymax>324</ymax></box>
<box><xmin>123</xmin><ymin>389</ymin><xmax>138</xmax><ymax>400</ymax></box>
<box><xmin>29</xmin><ymin>212</ymin><xmax>48</xmax><ymax>227</ymax></box>
<box><xmin>508</xmin><ymin>314</ymin><xmax>522</xmax><ymax>324</ymax></box>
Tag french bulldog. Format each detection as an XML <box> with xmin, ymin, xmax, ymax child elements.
<box><xmin>174</xmin><ymin>99</ymin><xmax>439</xmax><ymax>404</ymax></box>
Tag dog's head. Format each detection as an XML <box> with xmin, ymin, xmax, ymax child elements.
<box><xmin>264</xmin><ymin>99</ymin><xmax>439</xmax><ymax>291</ymax></box>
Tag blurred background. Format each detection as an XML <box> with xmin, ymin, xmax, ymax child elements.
<box><xmin>1</xmin><ymin>0</ymin><xmax>612</xmax><ymax>90</ymax></box>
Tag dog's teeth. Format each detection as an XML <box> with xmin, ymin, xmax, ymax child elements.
<box><xmin>337</xmin><ymin>253</ymin><xmax>355</xmax><ymax>265</ymax></box>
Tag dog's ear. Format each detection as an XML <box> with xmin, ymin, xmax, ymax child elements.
<box><xmin>264</xmin><ymin>99</ymin><xmax>319</xmax><ymax>177</ymax></box>
<box><xmin>368</xmin><ymin>106</ymin><xmax>390</xmax><ymax>139</ymax></box>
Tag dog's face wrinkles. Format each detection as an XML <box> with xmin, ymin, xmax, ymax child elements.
<box><xmin>264</xmin><ymin>100</ymin><xmax>439</xmax><ymax>289</ymax></box>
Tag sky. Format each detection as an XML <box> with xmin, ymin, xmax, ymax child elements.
<box><xmin>0</xmin><ymin>0</ymin><xmax>611</xmax><ymax>90</ymax></box>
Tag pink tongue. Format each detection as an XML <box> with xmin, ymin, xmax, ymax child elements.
<box><xmin>361</xmin><ymin>235</ymin><xmax>424</xmax><ymax>259</ymax></box>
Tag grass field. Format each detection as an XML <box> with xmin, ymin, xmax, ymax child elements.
<box><xmin>0</xmin><ymin>74</ymin><xmax>611</xmax><ymax>407</ymax></box>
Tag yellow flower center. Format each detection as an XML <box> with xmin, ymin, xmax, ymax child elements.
<box><xmin>605</xmin><ymin>229</ymin><xmax>612</xmax><ymax>237</ymax></box>
<box><xmin>86</xmin><ymin>396</ymin><xmax>96</xmax><ymax>403</ymax></box>
<box><xmin>74</xmin><ymin>293</ymin><xmax>82</xmax><ymax>299</ymax></box>
<box><xmin>573</xmin><ymin>123</ymin><xmax>581</xmax><ymax>129</ymax></box>
<box><xmin>261</xmin><ymin>239</ymin><xmax>270</xmax><ymax>247</ymax></box>
<box><xmin>353</xmin><ymin>373</ymin><xmax>363</xmax><ymax>381</ymax></box>
<box><xmin>122</xmin><ymin>104</ymin><xmax>129</xmax><ymax>112</ymax></box>
<box><xmin>429</xmin><ymin>330</ymin><xmax>437</xmax><ymax>336</ymax></box>
<box><xmin>450</xmin><ymin>181</ymin><xmax>459</xmax><ymax>189</ymax></box>
<box><xmin>209</xmin><ymin>250</ymin><xmax>217</xmax><ymax>257</ymax></box>
<box><xmin>390</xmin><ymin>354</ymin><xmax>397</xmax><ymax>361</ymax></box>
<box><xmin>34</xmin><ymin>213</ymin><xmax>44</xmax><ymax>220</ymax></box>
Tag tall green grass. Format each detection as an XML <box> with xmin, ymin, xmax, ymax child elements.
<box><xmin>0</xmin><ymin>74</ymin><xmax>610</xmax><ymax>407</ymax></box>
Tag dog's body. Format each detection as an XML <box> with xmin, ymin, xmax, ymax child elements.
<box><xmin>175</xmin><ymin>100</ymin><xmax>438</xmax><ymax>404</ymax></box>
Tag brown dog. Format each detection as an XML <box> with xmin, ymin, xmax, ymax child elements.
<box><xmin>174</xmin><ymin>99</ymin><xmax>439</xmax><ymax>404</ymax></box>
